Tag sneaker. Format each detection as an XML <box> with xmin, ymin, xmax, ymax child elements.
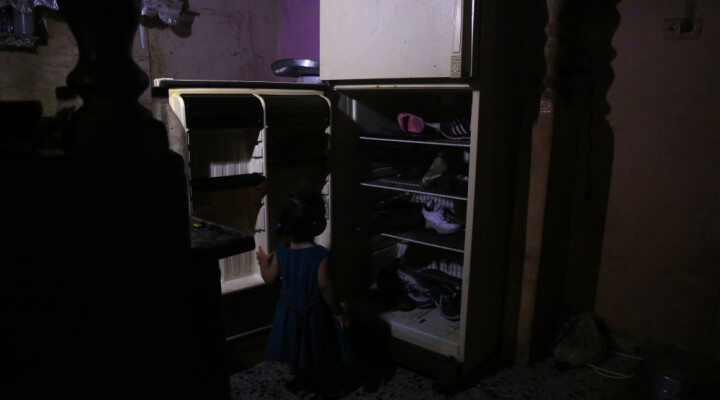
<box><xmin>376</xmin><ymin>260</ymin><xmax>414</xmax><ymax>311</ymax></box>
<box><xmin>428</xmin><ymin>285</ymin><xmax>461</xmax><ymax>321</ymax></box>
<box><xmin>402</xmin><ymin>281</ymin><xmax>434</xmax><ymax>308</ymax></box>
<box><xmin>422</xmin><ymin>203</ymin><xmax>463</xmax><ymax>235</ymax></box>
<box><xmin>420</xmin><ymin>152</ymin><xmax>448</xmax><ymax>189</ymax></box>
<box><xmin>439</xmin><ymin>118</ymin><xmax>471</xmax><ymax>140</ymax></box>
<box><xmin>398</xmin><ymin>266</ymin><xmax>434</xmax><ymax>308</ymax></box>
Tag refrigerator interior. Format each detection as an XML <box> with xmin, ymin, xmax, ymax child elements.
<box><xmin>166</xmin><ymin>85</ymin><xmax>332</xmax><ymax>294</ymax></box>
<box><xmin>329</xmin><ymin>83</ymin><xmax>477</xmax><ymax>359</ymax></box>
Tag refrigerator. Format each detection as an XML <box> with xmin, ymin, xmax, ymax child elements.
<box><xmin>155</xmin><ymin>0</ymin><xmax>514</xmax><ymax>382</ymax></box>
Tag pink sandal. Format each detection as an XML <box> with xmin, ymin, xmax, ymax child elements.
<box><xmin>397</xmin><ymin>112</ymin><xmax>425</xmax><ymax>133</ymax></box>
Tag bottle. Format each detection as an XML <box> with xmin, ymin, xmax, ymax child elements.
<box><xmin>151</xmin><ymin>86</ymin><xmax>192</xmax><ymax>234</ymax></box>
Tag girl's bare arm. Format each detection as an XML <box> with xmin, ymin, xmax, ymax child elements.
<box><xmin>318</xmin><ymin>256</ymin><xmax>350</xmax><ymax>329</ymax></box>
<box><xmin>256</xmin><ymin>246</ymin><xmax>279</xmax><ymax>283</ymax></box>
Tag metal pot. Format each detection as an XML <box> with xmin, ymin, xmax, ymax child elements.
<box><xmin>271</xmin><ymin>58</ymin><xmax>319</xmax><ymax>78</ymax></box>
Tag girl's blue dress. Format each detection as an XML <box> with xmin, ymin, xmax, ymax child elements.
<box><xmin>265</xmin><ymin>244</ymin><xmax>353</xmax><ymax>369</ymax></box>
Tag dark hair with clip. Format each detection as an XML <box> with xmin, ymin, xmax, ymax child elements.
<box><xmin>276</xmin><ymin>187</ymin><xmax>327</xmax><ymax>242</ymax></box>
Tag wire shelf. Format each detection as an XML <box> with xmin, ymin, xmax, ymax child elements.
<box><xmin>360</xmin><ymin>177</ymin><xmax>468</xmax><ymax>201</ymax></box>
<box><xmin>359</xmin><ymin>135</ymin><xmax>470</xmax><ymax>148</ymax></box>
<box><xmin>381</xmin><ymin>229</ymin><xmax>465</xmax><ymax>253</ymax></box>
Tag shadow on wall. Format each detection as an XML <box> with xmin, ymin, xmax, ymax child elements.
<box><xmin>529</xmin><ymin>0</ymin><xmax>620</xmax><ymax>360</ymax></box>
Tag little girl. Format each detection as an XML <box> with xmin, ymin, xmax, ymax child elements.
<box><xmin>256</xmin><ymin>188</ymin><xmax>353</xmax><ymax>398</ymax></box>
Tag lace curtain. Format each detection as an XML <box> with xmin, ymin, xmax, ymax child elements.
<box><xmin>0</xmin><ymin>0</ymin><xmax>184</xmax><ymax>24</ymax></box>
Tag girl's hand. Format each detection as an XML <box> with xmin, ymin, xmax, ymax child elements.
<box><xmin>335</xmin><ymin>313</ymin><xmax>351</xmax><ymax>331</ymax></box>
<box><xmin>256</xmin><ymin>246</ymin><xmax>274</xmax><ymax>266</ymax></box>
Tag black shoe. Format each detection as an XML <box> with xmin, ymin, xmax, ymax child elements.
<box><xmin>376</xmin><ymin>260</ymin><xmax>415</xmax><ymax>311</ymax></box>
<box><xmin>357</xmin><ymin>203</ymin><xmax>425</xmax><ymax>235</ymax></box>
<box><xmin>428</xmin><ymin>285</ymin><xmax>461</xmax><ymax>321</ymax></box>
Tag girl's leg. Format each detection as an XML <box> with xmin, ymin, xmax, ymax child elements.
<box><xmin>285</xmin><ymin>366</ymin><xmax>315</xmax><ymax>397</ymax></box>
<box><xmin>320</xmin><ymin>365</ymin><xmax>350</xmax><ymax>399</ymax></box>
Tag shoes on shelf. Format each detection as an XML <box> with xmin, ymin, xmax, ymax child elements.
<box><xmin>434</xmin><ymin>173</ymin><xmax>469</xmax><ymax>196</ymax></box>
<box><xmin>438</xmin><ymin>118</ymin><xmax>471</xmax><ymax>140</ymax></box>
<box><xmin>375</xmin><ymin>260</ymin><xmax>414</xmax><ymax>311</ymax></box>
<box><xmin>420</xmin><ymin>152</ymin><xmax>448</xmax><ymax>189</ymax></box>
<box><xmin>391</xmin><ymin>113</ymin><xmax>444</xmax><ymax>140</ymax></box>
<box><xmin>401</xmin><ymin>281</ymin><xmax>434</xmax><ymax>308</ymax></box>
<box><xmin>422</xmin><ymin>201</ymin><xmax>463</xmax><ymax>235</ymax></box>
<box><xmin>357</xmin><ymin>201</ymin><xmax>425</xmax><ymax>235</ymax></box>
<box><xmin>428</xmin><ymin>285</ymin><xmax>461</xmax><ymax>321</ymax></box>
<box><xmin>398</xmin><ymin>265</ymin><xmax>434</xmax><ymax>309</ymax></box>
<box><xmin>397</xmin><ymin>112</ymin><xmax>425</xmax><ymax>133</ymax></box>
<box><xmin>420</xmin><ymin>261</ymin><xmax>463</xmax><ymax>286</ymax></box>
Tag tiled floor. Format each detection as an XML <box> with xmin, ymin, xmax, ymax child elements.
<box><xmin>227</xmin><ymin>334</ymin><xmax>647</xmax><ymax>400</ymax></box>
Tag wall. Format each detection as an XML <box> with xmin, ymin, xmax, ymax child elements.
<box><xmin>274</xmin><ymin>0</ymin><xmax>320</xmax><ymax>82</ymax></box>
<box><xmin>144</xmin><ymin>0</ymin><xmax>279</xmax><ymax>84</ymax></box>
<box><xmin>596</xmin><ymin>1</ymin><xmax>720</xmax><ymax>357</ymax></box>
<box><xmin>277</xmin><ymin>0</ymin><xmax>319</xmax><ymax>60</ymax></box>
<box><xmin>1</xmin><ymin>0</ymin><xmax>283</xmax><ymax>115</ymax></box>
<box><xmin>0</xmin><ymin>11</ymin><xmax>77</xmax><ymax>116</ymax></box>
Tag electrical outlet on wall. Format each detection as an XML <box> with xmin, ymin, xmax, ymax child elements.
<box><xmin>664</xmin><ymin>17</ymin><xmax>703</xmax><ymax>40</ymax></box>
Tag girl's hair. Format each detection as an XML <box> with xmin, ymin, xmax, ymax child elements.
<box><xmin>276</xmin><ymin>187</ymin><xmax>327</xmax><ymax>242</ymax></box>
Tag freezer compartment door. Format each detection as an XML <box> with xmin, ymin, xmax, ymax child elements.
<box><xmin>320</xmin><ymin>0</ymin><xmax>472</xmax><ymax>80</ymax></box>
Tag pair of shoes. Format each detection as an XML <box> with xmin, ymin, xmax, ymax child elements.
<box><xmin>398</xmin><ymin>113</ymin><xmax>471</xmax><ymax>141</ymax></box>
<box><xmin>422</xmin><ymin>202</ymin><xmax>463</xmax><ymax>235</ymax></box>
<box><xmin>428</xmin><ymin>285</ymin><xmax>461</xmax><ymax>321</ymax></box>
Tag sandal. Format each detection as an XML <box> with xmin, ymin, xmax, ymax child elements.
<box><xmin>397</xmin><ymin>112</ymin><xmax>425</xmax><ymax>133</ymax></box>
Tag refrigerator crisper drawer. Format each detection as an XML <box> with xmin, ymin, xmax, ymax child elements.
<box><xmin>165</xmin><ymin>85</ymin><xmax>332</xmax><ymax>294</ymax></box>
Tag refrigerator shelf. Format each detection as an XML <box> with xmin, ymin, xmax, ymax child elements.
<box><xmin>381</xmin><ymin>306</ymin><xmax>460</xmax><ymax>357</ymax></box>
<box><xmin>381</xmin><ymin>229</ymin><xmax>465</xmax><ymax>253</ymax></box>
<box><xmin>352</xmin><ymin>295</ymin><xmax>460</xmax><ymax>358</ymax></box>
<box><xmin>359</xmin><ymin>135</ymin><xmax>471</xmax><ymax>148</ymax></box>
<box><xmin>360</xmin><ymin>177</ymin><xmax>468</xmax><ymax>201</ymax></box>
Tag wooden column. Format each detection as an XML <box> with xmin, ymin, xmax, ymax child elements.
<box><xmin>1</xmin><ymin>1</ymin><xmax>224</xmax><ymax>399</ymax></box>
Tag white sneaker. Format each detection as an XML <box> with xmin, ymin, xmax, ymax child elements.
<box><xmin>422</xmin><ymin>203</ymin><xmax>462</xmax><ymax>234</ymax></box>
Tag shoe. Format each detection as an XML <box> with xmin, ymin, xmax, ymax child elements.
<box><xmin>421</xmin><ymin>264</ymin><xmax>462</xmax><ymax>286</ymax></box>
<box><xmin>376</xmin><ymin>260</ymin><xmax>414</xmax><ymax>311</ymax></box>
<box><xmin>422</xmin><ymin>202</ymin><xmax>463</xmax><ymax>235</ymax></box>
<box><xmin>421</xmin><ymin>152</ymin><xmax>448</xmax><ymax>188</ymax></box>
<box><xmin>398</xmin><ymin>266</ymin><xmax>434</xmax><ymax>308</ymax></box>
<box><xmin>397</xmin><ymin>112</ymin><xmax>425</xmax><ymax>133</ymax></box>
<box><xmin>439</xmin><ymin>118</ymin><xmax>471</xmax><ymax>140</ymax></box>
<box><xmin>357</xmin><ymin>203</ymin><xmax>425</xmax><ymax>234</ymax></box>
<box><xmin>401</xmin><ymin>281</ymin><xmax>434</xmax><ymax>308</ymax></box>
<box><xmin>435</xmin><ymin>173</ymin><xmax>469</xmax><ymax>196</ymax></box>
<box><xmin>428</xmin><ymin>285</ymin><xmax>461</xmax><ymax>321</ymax></box>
